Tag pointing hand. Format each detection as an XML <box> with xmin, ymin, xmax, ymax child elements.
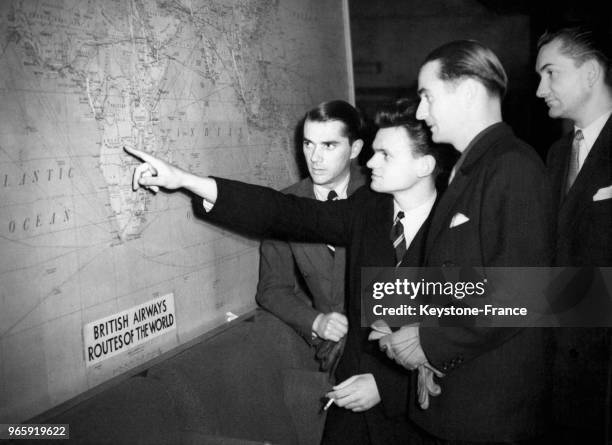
<box><xmin>124</xmin><ymin>146</ymin><xmax>187</xmax><ymax>193</ymax></box>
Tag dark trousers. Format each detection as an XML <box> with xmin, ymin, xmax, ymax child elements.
<box><xmin>323</xmin><ymin>404</ymin><xmax>557</xmax><ymax>445</ymax></box>
<box><xmin>321</xmin><ymin>404</ymin><xmax>423</xmax><ymax>445</ymax></box>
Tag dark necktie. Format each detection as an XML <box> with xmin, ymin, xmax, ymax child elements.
<box><xmin>391</xmin><ymin>211</ymin><xmax>406</xmax><ymax>267</ymax></box>
<box><xmin>566</xmin><ymin>129</ymin><xmax>583</xmax><ymax>193</ymax></box>
<box><xmin>327</xmin><ymin>190</ymin><xmax>338</xmax><ymax>255</ymax></box>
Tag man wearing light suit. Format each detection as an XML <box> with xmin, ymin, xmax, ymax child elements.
<box><xmin>536</xmin><ymin>24</ymin><xmax>612</xmax><ymax>443</ymax></box>
<box><xmin>256</xmin><ymin>101</ymin><xmax>366</xmax><ymax>374</ymax></box>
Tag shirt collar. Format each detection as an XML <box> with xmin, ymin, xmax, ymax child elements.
<box><xmin>392</xmin><ymin>191</ymin><xmax>437</xmax><ymax>249</ymax></box>
<box><xmin>393</xmin><ymin>191</ymin><xmax>437</xmax><ymax>221</ymax></box>
<box><xmin>575</xmin><ymin>110</ymin><xmax>612</xmax><ymax>152</ymax></box>
<box><xmin>313</xmin><ymin>173</ymin><xmax>350</xmax><ymax>201</ymax></box>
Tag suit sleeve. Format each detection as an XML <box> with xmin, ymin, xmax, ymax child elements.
<box><xmin>200</xmin><ymin>177</ymin><xmax>354</xmax><ymax>246</ymax></box>
<box><xmin>360</xmin><ymin>344</ymin><xmax>410</xmax><ymax>418</ymax></box>
<box><xmin>420</xmin><ymin>148</ymin><xmax>554</xmax><ymax>372</ymax></box>
<box><xmin>256</xmin><ymin>238</ymin><xmax>321</xmax><ymax>344</ymax></box>
<box><xmin>478</xmin><ymin>149</ymin><xmax>554</xmax><ymax>267</ymax></box>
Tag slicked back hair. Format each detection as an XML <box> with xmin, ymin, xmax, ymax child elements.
<box><xmin>304</xmin><ymin>100</ymin><xmax>364</xmax><ymax>144</ymax></box>
<box><xmin>538</xmin><ymin>24</ymin><xmax>612</xmax><ymax>88</ymax></box>
<box><xmin>422</xmin><ymin>40</ymin><xmax>508</xmax><ymax>99</ymax></box>
<box><xmin>375</xmin><ymin>98</ymin><xmax>458</xmax><ymax>185</ymax></box>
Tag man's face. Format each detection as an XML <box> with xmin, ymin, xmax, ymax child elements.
<box><xmin>536</xmin><ymin>39</ymin><xmax>590</xmax><ymax>122</ymax></box>
<box><xmin>416</xmin><ymin>60</ymin><xmax>463</xmax><ymax>146</ymax></box>
<box><xmin>302</xmin><ymin>119</ymin><xmax>360</xmax><ymax>189</ymax></box>
<box><xmin>367</xmin><ymin>126</ymin><xmax>426</xmax><ymax>194</ymax></box>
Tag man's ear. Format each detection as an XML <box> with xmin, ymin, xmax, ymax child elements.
<box><xmin>584</xmin><ymin>58</ymin><xmax>602</xmax><ymax>87</ymax></box>
<box><xmin>350</xmin><ymin>139</ymin><xmax>364</xmax><ymax>160</ymax></box>
<box><xmin>460</xmin><ymin>77</ymin><xmax>480</xmax><ymax>107</ymax></box>
<box><xmin>417</xmin><ymin>154</ymin><xmax>436</xmax><ymax>177</ymax></box>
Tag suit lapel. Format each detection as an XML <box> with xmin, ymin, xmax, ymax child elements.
<box><xmin>291</xmin><ymin>178</ymin><xmax>335</xmax><ymax>280</ymax></box>
<box><xmin>399</xmin><ymin>196</ymin><xmax>438</xmax><ymax>267</ymax></box>
<box><xmin>425</xmin><ymin>176</ymin><xmax>465</xmax><ymax>259</ymax></box>
<box><xmin>559</xmin><ymin>115</ymin><xmax>612</xmax><ymax>231</ymax></box>
<box><xmin>550</xmin><ymin>135</ymin><xmax>572</xmax><ymax>207</ymax></box>
<box><xmin>347</xmin><ymin>164</ymin><xmax>367</xmax><ymax>195</ymax></box>
<box><xmin>293</xmin><ymin>177</ymin><xmax>316</xmax><ymax>198</ymax></box>
<box><xmin>425</xmin><ymin>123</ymin><xmax>510</xmax><ymax>263</ymax></box>
<box><xmin>294</xmin><ymin>169</ymin><xmax>368</xmax><ymax>309</ymax></box>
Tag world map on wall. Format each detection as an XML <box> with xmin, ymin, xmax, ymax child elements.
<box><xmin>0</xmin><ymin>0</ymin><xmax>350</xmax><ymax>422</ymax></box>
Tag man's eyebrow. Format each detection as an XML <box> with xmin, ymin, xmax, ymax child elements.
<box><xmin>302</xmin><ymin>137</ymin><xmax>340</xmax><ymax>145</ymax></box>
<box><xmin>536</xmin><ymin>62</ymin><xmax>553</xmax><ymax>73</ymax></box>
<box><xmin>417</xmin><ymin>87</ymin><xmax>426</xmax><ymax>96</ymax></box>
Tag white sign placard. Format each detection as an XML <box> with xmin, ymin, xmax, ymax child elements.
<box><xmin>83</xmin><ymin>293</ymin><xmax>176</xmax><ymax>366</ymax></box>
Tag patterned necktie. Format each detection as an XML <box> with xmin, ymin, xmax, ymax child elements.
<box><xmin>391</xmin><ymin>211</ymin><xmax>406</xmax><ymax>267</ymax></box>
<box><xmin>566</xmin><ymin>129</ymin><xmax>583</xmax><ymax>193</ymax></box>
<box><xmin>327</xmin><ymin>190</ymin><xmax>338</xmax><ymax>255</ymax></box>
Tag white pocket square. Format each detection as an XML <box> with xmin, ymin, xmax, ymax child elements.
<box><xmin>449</xmin><ymin>212</ymin><xmax>470</xmax><ymax>228</ymax></box>
<box><xmin>593</xmin><ymin>185</ymin><xmax>612</xmax><ymax>201</ymax></box>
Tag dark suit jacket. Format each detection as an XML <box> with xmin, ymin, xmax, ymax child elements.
<box><xmin>546</xmin><ymin>114</ymin><xmax>612</xmax><ymax>437</ymax></box>
<box><xmin>201</xmin><ymin>122</ymin><xmax>554</xmax><ymax>441</ymax></box>
<box><xmin>256</xmin><ymin>167</ymin><xmax>366</xmax><ymax>344</ymax></box>
<box><xmin>200</xmin><ymin>183</ymin><xmax>430</xmax><ymax>444</ymax></box>
<box><xmin>548</xmin><ymin>114</ymin><xmax>612</xmax><ymax>266</ymax></box>
<box><xmin>411</xmin><ymin>123</ymin><xmax>555</xmax><ymax>441</ymax></box>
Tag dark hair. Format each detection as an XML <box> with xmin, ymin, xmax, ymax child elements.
<box><xmin>538</xmin><ymin>24</ymin><xmax>612</xmax><ymax>87</ymax></box>
<box><xmin>304</xmin><ymin>100</ymin><xmax>364</xmax><ymax>143</ymax></box>
<box><xmin>375</xmin><ymin>98</ymin><xmax>458</xmax><ymax>186</ymax></box>
<box><xmin>422</xmin><ymin>40</ymin><xmax>508</xmax><ymax>99</ymax></box>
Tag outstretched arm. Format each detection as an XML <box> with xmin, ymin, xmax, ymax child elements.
<box><xmin>124</xmin><ymin>146</ymin><xmax>218</xmax><ymax>202</ymax></box>
<box><xmin>124</xmin><ymin>146</ymin><xmax>354</xmax><ymax>246</ymax></box>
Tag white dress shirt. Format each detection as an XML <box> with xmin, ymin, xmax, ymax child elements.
<box><xmin>574</xmin><ymin>110</ymin><xmax>612</xmax><ymax>171</ymax></box>
<box><xmin>393</xmin><ymin>191</ymin><xmax>437</xmax><ymax>250</ymax></box>
<box><xmin>313</xmin><ymin>173</ymin><xmax>349</xmax><ymax>201</ymax></box>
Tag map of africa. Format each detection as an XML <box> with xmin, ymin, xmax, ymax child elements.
<box><xmin>0</xmin><ymin>0</ymin><xmax>351</xmax><ymax>422</ymax></box>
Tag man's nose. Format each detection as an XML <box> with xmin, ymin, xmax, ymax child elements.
<box><xmin>310</xmin><ymin>145</ymin><xmax>323</xmax><ymax>162</ymax></box>
<box><xmin>535</xmin><ymin>78</ymin><xmax>547</xmax><ymax>98</ymax></box>
<box><xmin>416</xmin><ymin>100</ymin><xmax>427</xmax><ymax>120</ymax></box>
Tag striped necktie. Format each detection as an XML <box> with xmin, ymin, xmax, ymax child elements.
<box><xmin>566</xmin><ymin>129</ymin><xmax>583</xmax><ymax>193</ymax></box>
<box><xmin>327</xmin><ymin>190</ymin><xmax>338</xmax><ymax>254</ymax></box>
<box><xmin>391</xmin><ymin>211</ymin><xmax>406</xmax><ymax>267</ymax></box>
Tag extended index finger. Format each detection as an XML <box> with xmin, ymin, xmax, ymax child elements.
<box><xmin>124</xmin><ymin>145</ymin><xmax>156</xmax><ymax>164</ymax></box>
